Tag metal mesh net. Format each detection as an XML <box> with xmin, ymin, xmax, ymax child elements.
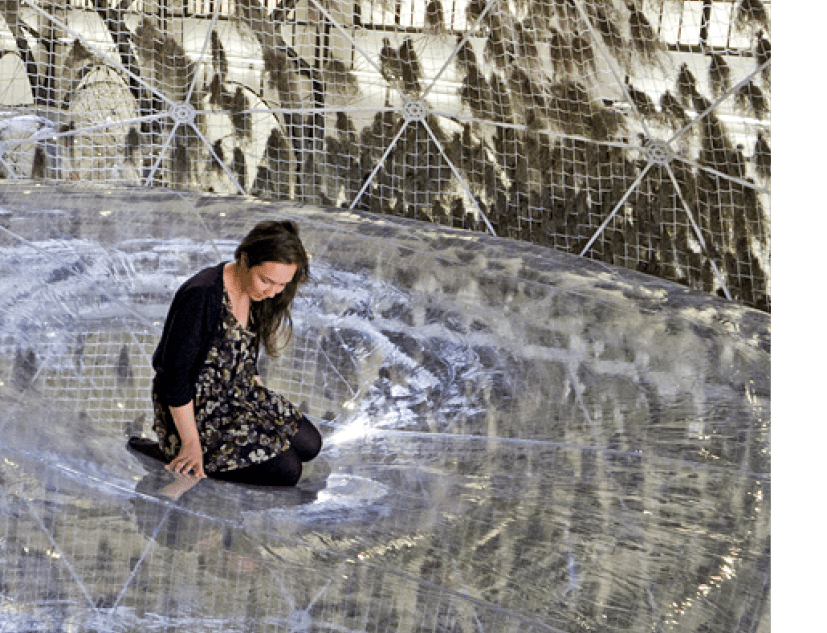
<box><xmin>0</xmin><ymin>0</ymin><xmax>770</xmax><ymax>311</ymax></box>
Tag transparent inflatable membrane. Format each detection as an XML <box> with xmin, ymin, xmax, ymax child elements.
<box><xmin>0</xmin><ymin>184</ymin><xmax>769</xmax><ymax>632</ymax></box>
<box><xmin>0</xmin><ymin>0</ymin><xmax>771</xmax><ymax>311</ymax></box>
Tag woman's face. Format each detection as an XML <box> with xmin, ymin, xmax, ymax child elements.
<box><xmin>246</xmin><ymin>261</ymin><xmax>297</xmax><ymax>302</ymax></box>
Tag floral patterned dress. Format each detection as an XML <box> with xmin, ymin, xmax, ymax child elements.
<box><xmin>152</xmin><ymin>285</ymin><xmax>302</xmax><ymax>474</ymax></box>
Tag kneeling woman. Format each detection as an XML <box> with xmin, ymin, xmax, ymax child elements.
<box><xmin>148</xmin><ymin>220</ymin><xmax>321</xmax><ymax>486</ymax></box>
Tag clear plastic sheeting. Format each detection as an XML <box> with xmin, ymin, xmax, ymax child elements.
<box><xmin>0</xmin><ymin>0</ymin><xmax>771</xmax><ymax>311</ymax></box>
<box><xmin>0</xmin><ymin>184</ymin><xmax>769</xmax><ymax>632</ymax></box>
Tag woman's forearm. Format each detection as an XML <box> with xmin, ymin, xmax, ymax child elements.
<box><xmin>170</xmin><ymin>401</ymin><xmax>200</xmax><ymax>447</ymax></box>
<box><xmin>167</xmin><ymin>401</ymin><xmax>206</xmax><ymax>478</ymax></box>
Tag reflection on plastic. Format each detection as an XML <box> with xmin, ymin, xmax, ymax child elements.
<box><xmin>0</xmin><ymin>186</ymin><xmax>769</xmax><ymax>632</ymax></box>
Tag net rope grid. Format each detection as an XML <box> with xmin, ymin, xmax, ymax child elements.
<box><xmin>0</xmin><ymin>0</ymin><xmax>771</xmax><ymax>310</ymax></box>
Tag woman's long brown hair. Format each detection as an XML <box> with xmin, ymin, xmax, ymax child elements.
<box><xmin>235</xmin><ymin>220</ymin><xmax>309</xmax><ymax>356</ymax></box>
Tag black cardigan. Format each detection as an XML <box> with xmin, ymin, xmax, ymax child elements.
<box><xmin>152</xmin><ymin>262</ymin><xmax>247</xmax><ymax>408</ymax></box>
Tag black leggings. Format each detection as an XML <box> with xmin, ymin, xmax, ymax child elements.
<box><xmin>210</xmin><ymin>416</ymin><xmax>322</xmax><ymax>487</ymax></box>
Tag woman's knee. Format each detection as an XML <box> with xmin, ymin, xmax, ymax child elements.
<box><xmin>272</xmin><ymin>449</ymin><xmax>302</xmax><ymax>486</ymax></box>
<box><xmin>292</xmin><ymin>417</ymin><xmax>322</xmax><ymax>462</ymax></box>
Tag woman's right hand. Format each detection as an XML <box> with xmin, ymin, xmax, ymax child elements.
<box><xmin>166</xmin><ymin>440</ymin><xmax>206</xmax><ymax>478</ymax></box>
<box><xmin>167</xmin><ymin>401</ymin><xmax>205</xmax><ymax>478</ymax></box>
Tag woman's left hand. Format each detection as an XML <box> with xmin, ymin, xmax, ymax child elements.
<box><xmin>166</xmin><ymin>439</ymin><xmax>207</xmax><ymax>478</ymax></box>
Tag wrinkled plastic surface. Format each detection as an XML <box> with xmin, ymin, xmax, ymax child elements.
<box><xmin>0</xmin><ymin>185</ymin><xmax>769</xmax><ymax>632</ymax></box>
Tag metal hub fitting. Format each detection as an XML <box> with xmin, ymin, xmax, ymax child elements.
<box><xmin>402</xmin><ymin>99</ymin><xmax>427</xmax><ymax>123</ymax></box>
<box><xmin>169</xmin><ymin>103</ymin><xmax>196</xmax><ymax>126</ymax></box>
<box><xmin>644</xmin><ymin>139</ymin><xmax>673</xmax><ymax>165</ymax></box>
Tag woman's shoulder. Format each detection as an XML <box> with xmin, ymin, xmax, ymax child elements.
<box><xmin>177</xmin><ymin>262</ymin><xmax>225</xmax><ymax>293</ymax></box>
<box><xmin>171</xmin><ymin>262</ymin><xmax>226</xmax><ymax>308</ymax></box>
